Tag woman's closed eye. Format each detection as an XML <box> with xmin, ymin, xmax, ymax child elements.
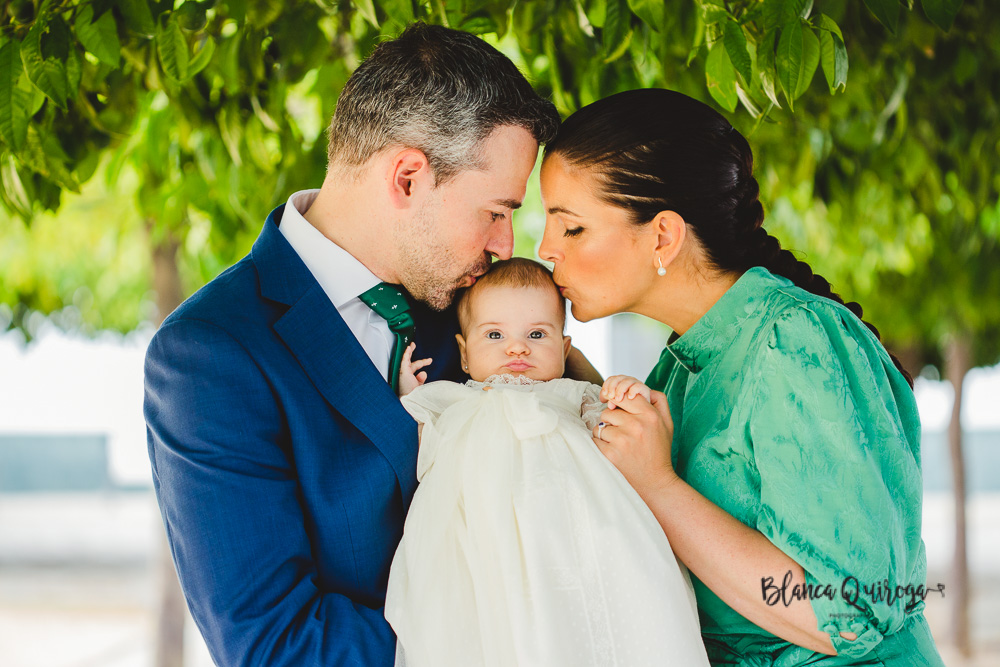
<box><xmin>563</xmin><ymin>226</ymin><xmax>584</xmax><ymax>237</ymax></box>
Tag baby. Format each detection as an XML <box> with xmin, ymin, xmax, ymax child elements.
<box><xmin>384</xmin><ymin>258</ymin><xmax>708</xmax><ymax>667</ymax></box>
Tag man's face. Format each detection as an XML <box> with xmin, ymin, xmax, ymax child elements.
<box><xmin>399</xmin><ymin>125</ymin><xmax>539</xmax><ymax>311</ymax></box>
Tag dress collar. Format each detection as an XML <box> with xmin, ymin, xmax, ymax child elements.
<box><xmin>665</xmin><ymin>266</ymin><xmax>791</xmax><ymax>373</ymax></box>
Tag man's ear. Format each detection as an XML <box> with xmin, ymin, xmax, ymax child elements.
<box><xmin>563</xmin><ymin>334</ymin><xmax>573</xmax><ymax>359</ymax></box>
<box><xmin>388</xmin><ymin>148</ymin><xmax>434</xmax><ymax>209</ymax></box>
<box><xmin>455</xmin><ymin>333</ymin><xmax>469</xmax><ymax>373</ymax></box>
<box><xmin>652</xmin><ymin>210</ymin><xmax>687</xmax><ymax>269</ymax></box>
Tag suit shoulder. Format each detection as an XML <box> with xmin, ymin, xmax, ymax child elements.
<box><xmin>162</xmin><ymin>255</ymin><xmax>269</xmax><ymax>332</ymax></box>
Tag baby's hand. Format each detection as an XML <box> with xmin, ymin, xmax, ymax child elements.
<box><xmin>398</xmin><ymin>342</ymin><xmax>432</xmax><ymax>396</ymax></box>
<box><xmin>600</xmin><ymin>375</ymin><xmax>652</xmax><ymax>409</ymax></box>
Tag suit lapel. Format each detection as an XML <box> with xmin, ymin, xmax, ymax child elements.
<box><xmin>253</xmin><ymin>205</ymin><xmax>419</xmax><ymax>505</ymax></box>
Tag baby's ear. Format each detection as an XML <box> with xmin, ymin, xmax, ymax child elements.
<box><xmin>455</xmin><ymin>333</ymin><xmax>469</xmax><ymax>372</ymax></box>
<box><xmin>562</xmin><ymin>335</ymin><xmax>572</xmax><ymax>359</ymax></box>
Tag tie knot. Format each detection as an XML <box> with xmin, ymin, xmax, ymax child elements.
<box><xmin>358</xmin><ymin>283</ymin><xmax>412</xmax><ymax>333</ymax></box>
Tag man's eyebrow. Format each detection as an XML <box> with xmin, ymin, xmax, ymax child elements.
<box><xmin>493</xmin><ymin>198</ymin><xmax>523</xmax><ymax>210</ymax></box>
<box><xmin>547</xmin><ymin>206</ymin><xmax>580</xmax><ymax>216</ymax></box>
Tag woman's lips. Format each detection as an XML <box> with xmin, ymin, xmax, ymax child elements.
<box><xmin>505</xmin><ymin>360</ymin><xmax>532</xmax><ymax>371</ymax></box>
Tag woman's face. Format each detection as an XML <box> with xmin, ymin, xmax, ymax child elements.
<box><xmin>538</xmin><ymin>155</ymin><xmax>656</xmax><ymax>322</ymax></box>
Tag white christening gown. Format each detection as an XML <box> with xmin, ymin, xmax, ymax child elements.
<box><xmin>385</xmin><ymin>374</ymin><xmax>710</xmax><ymax>667</ymax></box>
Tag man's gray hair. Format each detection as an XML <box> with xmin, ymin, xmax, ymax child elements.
<box><xmin>326</xmin><ymin>23</ymin><xmax>560</xmax><ymax>184</ymax></box>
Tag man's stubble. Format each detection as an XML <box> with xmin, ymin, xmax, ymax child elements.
<box><xmin>395</xmin><ymin>199</ymin><xmax>491</xmax><ymax>312</ymax></box>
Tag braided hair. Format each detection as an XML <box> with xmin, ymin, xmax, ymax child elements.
<box><xmin>545</xmin><ymin>88</ymin><xmax>913</xmax><ymax>388</ymax></box>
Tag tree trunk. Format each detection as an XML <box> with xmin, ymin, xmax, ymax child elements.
<box><xmin>151</xmin><ymin>231</ymin><xmax>187</xmax><ymax>667</ymax></box>
<box><xmin>944</xmin><ymin>335</ymin><xmax>971</xmax><ymax>657</ymax></box>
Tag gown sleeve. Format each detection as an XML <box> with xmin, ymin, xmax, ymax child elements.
<box><xmin>746</xmin><ymin>302</ymin><xmax>925</xmax><ymax>659</ymax></box>
<box><xmin>400</xmin><ymin>381</ymin><xmax>475</xmax><ymax>482</ymax></box>
<box><xmin>579</xmin><ymin>382</ymin><xmax>607</xmax><ymax>431</ymax></box>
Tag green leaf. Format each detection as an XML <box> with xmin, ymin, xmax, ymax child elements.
<box><xmin>91</xmin><ymin>0</ymin><xmax>117</xmax><ymax>22</ymax></box>
<box><xmin>776</xmin><ymin>19</ymin><xmax>819</xmax><ymax>109</ymax></box>
<box><xmin>353</xmin><ymin>0</ymin><xmax>379</xmax><ymax>29</ymax></box>
<box><xmin>706</xmin><ymin>40</ymin><xmax>738</xmax><ymax>112</ymax></box>
<box><xmin>724</xmin><ymin>19</ymin><xmax>752</xmax><ymax>83</ymax></box>
<box><xmin>0</xmin><ymin>40</ymin><xmax>31</xmax><ymax>150</ymax></box>
<box><xmin>761</xmin><ymin>0</ymin><xmax>814</xmax><ymax>30</ymax></box>
<box><xmin>74</xmin><ymin>5</ymin><xmax>121</xmax><ymax>67</ymax></box>
<box><xmin>603</xmin><ymin>0</ymin><xmax>631</xmax><ymax>57</ymax></box>
<box><xmin>0</xmin><ymin>152</ymin><xmax>33</xmax><ymax>221</ymax></box>
<box><xmin>698</xmin><ymin>0</ymin><xmax>728</xmax><ymax>25</ymax></box>
<box><xmin>756</xmin><ymin>30</ymin><xmax>782</xmax><ymax>108</ymax></box>
<box><xmin>627</xmin><ymin>0</ymin><xmax>664</xmax><ymax>30</ymax></box>
<box><xmin>187</xmin><ymin>36</ymin><xmax>215</xmax><ymax>78</ymax></box>
<box><xmin>20</xmin><ymin>17</ymin><xmax>70</xmax><ymax>110</ymax></box>
<box><xmin>585</xmin><ymin>0</ymin><xmax>607</xmax><ymax>28</ymax></box>
<box><xmin>176</xmin><ymin>0</ymin><xmax>209</xmax><ymax>31</ymax></box>
<box><xmin>817</xmin><ymin>14</ymin><xmax>848</xmax><ymax>93</ymax></box>
<box><xmin>117</xmin><ymin>0</ymin><xmax>156</xmax><ymax>37</ymax></box>
<box><xmin>20</xmin><ymin>125</ymin><xmax>79</xmax><ymax>192</ymax></box>
<box><xmin>863</xmin><ymin>0</ymin><xmax>900</xmax><ymax>33</ymax></box>
<box><xmin>246</xmin><ymin>0</ymin><xmax>283</xmax><ymax>30</ymax></box>
<box><xmin>459</xmin><ymin>14</ymin><xmax>499</xmax><ymax>35</ymax></box>
<box><xmin>381</xmin><ymin>0</ymin><xmax>415</xmax><ymax>25</ymax></box>
<box><xmin>921</xmin><ymin>0</ymin><xmax>962</xmax><ymax>31</ymax></box>
<box><xmin>157</xmin><ymin>17</ymin><xmax>190</xmax><ymax>82</ymax></box>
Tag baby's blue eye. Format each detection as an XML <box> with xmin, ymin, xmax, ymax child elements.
<box><xmin>486</xmin><ymin>331</ymin><xmax>502</xmax><ymax>340</ymax></box>
<box><xmin>529</xmin><ymin>330</ymin><xmax>546</xmax><ymax>339</ymax></box>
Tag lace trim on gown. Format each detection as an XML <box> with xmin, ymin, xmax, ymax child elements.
<box><xmin>464</xmin><ymin>373</ymin><xmax>544</xmax><ymax>389</ymax></box>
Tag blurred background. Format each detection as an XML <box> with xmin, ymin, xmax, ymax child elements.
<box><xmin>1</xmin><ymin>1</ymin><xmax>998</xmax><ymax>666</ymax></box>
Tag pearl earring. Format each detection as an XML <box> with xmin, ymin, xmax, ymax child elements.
<box><xmin>657</xmin><ymin>257</ymin><xmax>667</xmax><ymax>276</ymax></box>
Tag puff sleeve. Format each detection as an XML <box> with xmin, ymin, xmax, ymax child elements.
<box><xmin>745</xmin><ymin>303</ymin><xmax>926</xmax><ymax>659</ymax></box>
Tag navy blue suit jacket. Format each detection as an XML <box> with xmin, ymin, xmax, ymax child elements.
<box><xmin>144</xmin><ymin>205</ymin><xmax>464</xmax><ymax>665</ymax></box>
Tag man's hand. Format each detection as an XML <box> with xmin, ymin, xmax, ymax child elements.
<box><xmin>399</xmin><ymin>342</ymin><xmax>432</xmax><ymax>396</ymax></box>
<box><xmin>564</xmin><ymin>345</ymin><xmax>603</xmax><ymax>385</ymax></box>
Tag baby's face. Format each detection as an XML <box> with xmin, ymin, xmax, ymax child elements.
<box><xmin>457</xmin><ymin>285</ymin><xmax>571</xmax><ymax>382</ymax></box>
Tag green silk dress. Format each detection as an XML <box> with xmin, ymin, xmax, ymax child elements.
<box><xmin>645</xmin><ymin>267</ymin><xmax>945</xmax><ymax>666</ymax></box>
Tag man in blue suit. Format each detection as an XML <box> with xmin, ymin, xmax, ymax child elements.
<box><xmin>144</xmin><ymin>24</ymin><xmax>564</xmax><ymax>665</ymax></box>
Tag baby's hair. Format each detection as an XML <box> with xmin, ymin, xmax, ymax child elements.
<box><xmin>457</xmin><ymin>258</ymin><xmax>566</xmax><ymax>335</ymax></box>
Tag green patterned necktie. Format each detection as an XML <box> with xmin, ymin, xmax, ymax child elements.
<box><xmin>358</xmin><ymin>283</ymin><xmax>416</xmax><ymax>393</ymax></box>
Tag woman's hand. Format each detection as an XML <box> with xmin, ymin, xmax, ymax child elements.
<box><xmin>592</xmin><ymin>376</ymin><xmax>679</xmax><ymax>499</ymax></box>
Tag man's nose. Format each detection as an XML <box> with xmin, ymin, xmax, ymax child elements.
<box><xmin>486</xmin><ymin>218</ymin><xmax>515</xmax><ymax>261</ymax></box>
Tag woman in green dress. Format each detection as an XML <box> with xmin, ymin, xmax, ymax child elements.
<box><xmin>537</xmin><ymin>89</ymin><xmax>945</xmax><ymax>666</ymax></box>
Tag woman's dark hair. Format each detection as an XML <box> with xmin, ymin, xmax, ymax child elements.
<box><xmin>545</xmin><ymin>88</ymin><xmax>913</xmax><ymax>388</ymax></box>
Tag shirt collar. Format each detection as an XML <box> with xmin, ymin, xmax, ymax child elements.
<box><xmin>665</xmin><ymin>266</ymin><xmax>791</xmax><ymax>373</ymax></box>
<box><xmin>278</xmin><ymin>189</ymin><xmax>382</xmax><ymax>308</ymax></box>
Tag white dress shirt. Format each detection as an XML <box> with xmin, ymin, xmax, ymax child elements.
<box><xmin>278</xmin><ymin>189</ymin><xmax>395</xmax><ymax>381</ymax></box>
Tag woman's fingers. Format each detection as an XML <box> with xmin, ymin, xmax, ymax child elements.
<box><xmin>649</xmin><ymin>390</ymin><xmax>674</xmax><ymax>429</ymax></box>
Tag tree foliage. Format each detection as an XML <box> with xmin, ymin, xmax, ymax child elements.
<box><xmin>0</xmin><ymin>0</ymin><xmax>972</xmax><ymax>345</ymax></box>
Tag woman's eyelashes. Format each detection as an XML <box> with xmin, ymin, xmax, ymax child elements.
<box><xmin>563</xmin><ymin>226</ymin><xmax>584</xmax><ymax>237</ymax></box>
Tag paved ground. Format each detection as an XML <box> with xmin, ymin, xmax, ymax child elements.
<box><xmin>0</xmin><ymin>491</ymin><xmax>996</xmax><ymax>666</ymax></box>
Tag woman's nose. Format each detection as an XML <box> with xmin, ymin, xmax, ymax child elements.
<box><xmin>537</xmin><ymin>224</ymin><xmax>561</xmax><ymax>263</ymax></box>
